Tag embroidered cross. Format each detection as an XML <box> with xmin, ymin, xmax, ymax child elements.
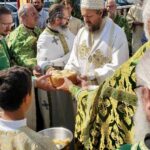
<box><xmin>41</xmin><ymin>100</ymin><xmax>49</xmax><ymax>110</ymax></box>
<box><xmin>52</xmin><ymin>36</ymin><xmax>59</xmax><ymax>45</ymax></box>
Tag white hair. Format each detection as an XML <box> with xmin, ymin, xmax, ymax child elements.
<box><xmin>136</xmin><ymin>49</ymin><xmax>150</xmax><ymax>88</ymax></box>
<box><xmin>143</xmin><ymin>0</ymin><xmax>150</xmax><ymax>40</ymax></box>
<box><xmin>105</xmin><ymin>0</ymin><xmax>116</xmax><ymax>7</ymax></box>
<box><xmin>134</xmin><ymin>0</ymin><xmax>144</xmax><ymax>4</ymax></box>
<box><xmin>134</xmin><ymin>49</ymin><xmax>150</xmax><ymax>142</ymax></box>
<box><xmin>106</xmin><ymin>0</ymin><xmax>116</xmax><ymax>4</ymax></box>
<box><xmin>134</xmin><ymin>94</ymin><xmax>150</xmax><ymax>142</ymax></box>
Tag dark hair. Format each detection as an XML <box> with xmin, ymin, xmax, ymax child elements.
<box><xmin>61</xmin><ymin>0</ymin><xmax>73</xmax><ymax>7</ymax></box>
<box><xmin>48</xmin><ymin>3</ymin><xmax>65</xmax><ymax>23</ymax></box>
<box><xmin>0</xmin><ymin>66</ymin><xmax>32</xmax><ymax>111</ymax></box>
<box><xmin>0</xmin><ymin>6</ymin><xmax>11</xmax><ymax>18</ymax></box>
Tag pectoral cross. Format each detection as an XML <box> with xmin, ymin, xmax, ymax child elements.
<box><xmin>41</xmin><ymin>100</ymin><xmax>49</xmax><ymax>110</ymax></box>
<box><xmin>52</xmin><ymin>36</ymin><xmax>59</xmax><ymax>45</ymax></box>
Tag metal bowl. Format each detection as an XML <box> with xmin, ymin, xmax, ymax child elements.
<box><xmin>38</xmin><ymin>127</ymin><xmax>73</xmax><ymax>149</ymax></box>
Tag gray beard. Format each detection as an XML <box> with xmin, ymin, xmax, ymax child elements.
<box><xmin>134</xmin><ymin>96</ymin><xmax>150</xmax><ymax>143</ymax></box>
<box><xmin>58</xmin><ymin>26</ymin><xmax>68</xmax><ymax>33</ymax></box>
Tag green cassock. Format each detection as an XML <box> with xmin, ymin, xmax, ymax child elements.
<box><xmin>69</xmin><ymin>41</ymin><xmax>150</xmax><ymax>149</ymax></box>
<box><xmin>0</xmin><ymin>37</ymin><xmax>10</xmax><ymax>70</ymax></box>
<box><xmin>6</xmin><ymin>24</ymin><xmax>41</xmax><ymax>70</ymax></box>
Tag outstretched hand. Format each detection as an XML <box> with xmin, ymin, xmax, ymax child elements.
<box><xmin>35</xmin><ymin>74</ymin><xmax>55</xmax><ymax>91</ymax></box>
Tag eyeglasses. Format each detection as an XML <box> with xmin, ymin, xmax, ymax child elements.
<box><xmin>0</xmin><ymin>22</ymin><xmax>15</xmax><ymax>28</ymax></box>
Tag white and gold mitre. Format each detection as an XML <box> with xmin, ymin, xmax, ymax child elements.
<box><xmin>80</xmin><ymin>0</ymin><xmax>105</xmax><ymax>10</ymax></box>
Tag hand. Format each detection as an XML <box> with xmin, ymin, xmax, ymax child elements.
<box><xmin>57</xmin><ymin>77</ymin><xmax>73</xmax><ymax>91</ymax></box>
<box><xmin>35</xmin><ymin>74</ymin><xmax>55</xmax><ymax>91</ymax></box>
<box><xmin>33</xmin><ymin>65</ymin><xmax>42</xmax><ymax>77</ymax></box>
<box><xmin>77</xmin><ymin>75</ymin><xmax>88</xmax><ymax>89</ymax></box>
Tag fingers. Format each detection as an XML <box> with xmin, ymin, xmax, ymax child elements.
<box><xmin>77</xmin><ymin>75</ymin><xmax>87</xmax><ymax>81</ymax></box>
<box><xmin>33</xmin><ymin>70</ymin><xmax>42</xmax><ymax>77</ymax></box>
<box><xmin>56</xmin><ymin>84</ymin><xmax>64</xmax><ymax>90</ymax></box>
<box><xmin>33</xmin><ymin>65</ymin><xmax>42</xmax><ymax>77</ymax></box>
<box><xmin>38</xmin><ymin>73</ymin><xmax>52</xmax><ymax>80</ymax></box>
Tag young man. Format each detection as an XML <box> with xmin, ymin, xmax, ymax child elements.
<box><xmin>0</xmin><ymin>66</ymin><xmax>57</xmax><ymax>150</ymax></box>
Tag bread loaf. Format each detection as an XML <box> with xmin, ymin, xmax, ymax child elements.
<box><xmin>46</xmin><ymin>69</ymin><xmax>77</xmax><ymax>87</ymax></box>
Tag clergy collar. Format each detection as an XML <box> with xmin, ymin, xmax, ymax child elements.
<box><xmin>144</xmin><ymin>133</ymin><xmax>150</xmax><ymax>149</ymax></box>
<box><xmin>47</xmin><ymin>26</ymin><xmax>59</xmax><ymax>34</ymax></box>
<box><xmin>0</xmin><ymin>118</ymin><xmax>27</xmax><ymax>131</ymax></box>
<box><xmin>23</xmin><ymin>24</ymin><xmax>35</xmax><ymax>31</ymax></box>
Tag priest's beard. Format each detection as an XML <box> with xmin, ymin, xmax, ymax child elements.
<box><xmin>134</xmin><ymin>93</ymin><xmax>150</xmax><ymax>143</ymax></box>
<box><xmin>85</xmin><ymin>22</ymin><xmax>100</xmax><ymax>32</ymax></box>
<box><xmin>55</xmin><ymin>25</ymin><xmax>67</xmax><ymax>33</ymax></box>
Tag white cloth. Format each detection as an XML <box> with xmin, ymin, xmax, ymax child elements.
<box><xmin>38</xmin><ymin>9</ymin><xmax>49</xmax><ymax>29</ymax></box>
<box><xmin>0</xmin><ymin>118</ymin><xmax>26</xmax><ymax>131</ymax></box>
<box><xmin>37</xmin><ymin>27</ymin><xmax>75</xmax><ymax>69</ymax></box>
<box><xmin>65</xmin><ymin>17</ymin><xmax>129</xmax><ymax>85</ymax></box>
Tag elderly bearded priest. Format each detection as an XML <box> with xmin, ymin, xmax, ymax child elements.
<box><xmin>118</xmin><ymin>49</ymin><xmax>150</xmax><ymax>150</ymax></box>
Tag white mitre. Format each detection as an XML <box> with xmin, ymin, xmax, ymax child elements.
<box><xmin>80</xmin><ymin>0</ymin><xmax>105</xmax><ymax>10</ymax></box>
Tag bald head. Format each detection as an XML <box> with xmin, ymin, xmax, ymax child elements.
<box><xmin>106</xmin><ymin>0</ymin><xmax>117</xmax><ymax>19</ymax></box>
<box><xmin>18</xmin><ymin>3</ymin><xmax>38</xmax><ymax>28</ymax></box>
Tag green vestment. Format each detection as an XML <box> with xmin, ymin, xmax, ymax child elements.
<box><xmin>6</xmin><ymin>24</ymin><xmax>41</xmax><ymax>70</ymax></box>
<box><xmin>118</xmin><ymin>141</ymin><xmax>149</xmax><ymax>150</ymax></box>
<box><xmin>0</xmin><ymin>38</ymin><xmax>10</xmax><ymax>70</ymax></box>
<box><xmin>69</xmin><ymin>41</ymin><xmax>150</xmax><ymax>149</ymax></box>
<box><xmin>114</xmin><ymin>14</ymin><xmax>132</xmax><ymax>56</ymax></box>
